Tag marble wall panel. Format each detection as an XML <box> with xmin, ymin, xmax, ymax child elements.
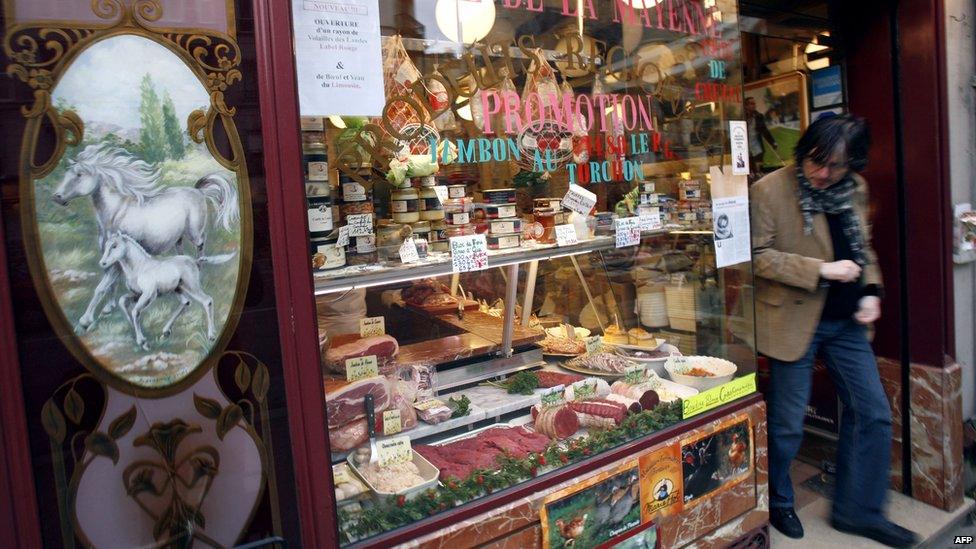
<box><xmin>909</xmin><ymin>362</ymin><xmax>964</xmax><ymax>511</ymax></box>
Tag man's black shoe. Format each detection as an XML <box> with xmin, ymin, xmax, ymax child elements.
<box><xmin>831</xmin><ymin>517</ymin><xmax>919</xmax><ymax>548</ymax></box>
<box><xmin>770</xmin><ymin>507</ymin><xmax>804</xmax><ymax>539</ymax></box>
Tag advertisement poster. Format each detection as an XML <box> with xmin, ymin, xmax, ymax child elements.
<box><xmin>291</xmin><ymin>0</ymin><xmax>385</xmax><ymax>116</ymax></box>
<box><xmin>541</xmin><ymin>461</ymin><xmax>642</xmax><ymax>549</ymax></box>
<box><xmin>712</xmin><ymin>196</ymin><xmax>751</xmax><ymax>268</ymax></box>
<box><xmin>680</xmin><ymin>418</ymin><xmax>753</xmax><ymax>506</ymax></box>
<box><xmin>729</xmin><ymin>121</ymin><xmax>749</xmax><ymax>176</ymax></box>
<box><xmin>811</xmin><ymin>65</ymin><xmax>844</xmax><ymax>108</ymax></box>
<box><xmin>639</xmin><ymin>444</ymin><xmax>684</xmax><ymax>522</ymax></box>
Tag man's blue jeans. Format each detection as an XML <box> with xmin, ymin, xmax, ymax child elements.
<box><xmin>767</xmin><ymin>317</ymin><xmax>893</xmax><ymax>525</ymax></box>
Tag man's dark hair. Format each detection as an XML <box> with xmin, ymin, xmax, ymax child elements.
<box><xmin>793</xmin><ymin>114</ymin><xmax>871</xmax><ymax>172</ymax></box>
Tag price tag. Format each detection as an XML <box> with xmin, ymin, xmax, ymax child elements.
<box><xmin>399</xmin><ymin>238</ymin><xmax>420</xmax><ymax>264</ymax></box>
<box><xmin>347</xmin><ymin>214</ymin><xmax>373</xmax><ymax>237</ymax></box>
<box><xmin>639</xmin><ymin>211</ymin><xmax>662</xmax><ymax>232</ymax></box>
<box><xmin>345</xmin><ymin>355</ymin><xmax>378</xmax><ymax>381</ymax></box>
<box><xmin>615</xmin><ymin>217</ymin><xmax>641</xmax><ymax>248</ymax></box>
<box><xmin>449</xmin><ymin>234</ymin><xmax>489</xmax><ymax>273</ymax></box>
<box><xmin>359</xmin><ymin>317</ymin><xmax>385</xmax><ymax>338</ymax></box>
<box><xmin>382</xmin><ymin>409</ymin><xmax>402</xmax><ymax>435</ymax></box>
<box><xmin>554</xmin><ymin>224</ymin><xmax>578</xmax><ymax>247</ymax></box>
<box><xmin>584</xmin><ymin>336</ymin><xmax>602</xmax><ymax>354</ymax></box>
<box><xmin>376</xmin><ymin>435</ymin><xmax>412</xmax><ymax>466</ymax></box>
<box><xmin>433</xmin><ymin>185</ymin><xmax>449</xmax><ymax>205</ymax></box>
<box><xmin>623</xmin><ymin>365</ymin><xmax>647</xmax><ymax>384</ymax></box>
<box><xmin>561</xmin><ymin>184</ymin><xmax>597</xmax><ymax>216</ymax></box>
<box><xmin>333</xmin><ymin>465</ymin><xmax>354</xmax><ymax>485</ymax></box>
<box><xmin>570</xmin><ymin>379</ymin><xmax>597</xmax><ymax>401</ymax></box>
<box><xmin>541</xmin><ymin>386</ymin><xmax>567</xmax><ymax>408</ymax></box>
<box><xmin>336</xmin><ymin>225</ymin><xmax>350</xmax><ymax>247</ymax></box>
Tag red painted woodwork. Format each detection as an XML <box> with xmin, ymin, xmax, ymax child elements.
<box><xmin>0</xmin><ymin>204</ymin><xmax>42</xmax><ymax>548</ymax></box>
<box><xmin>251</xmin><ymin>0</ymin><xmax>339</xmax><ymax>546</ymax></box>
<box><xmin>895</xmin><ymin>0</ymin><xmax>954</xmax><ymax>366</ymax></box>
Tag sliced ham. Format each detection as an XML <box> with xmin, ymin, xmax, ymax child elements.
<box><xmin>324</xmin><ymin>335</ymin><xmax>399</xmax><ymax>374</ymax></box>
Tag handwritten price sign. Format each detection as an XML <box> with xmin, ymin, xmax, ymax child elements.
<box><xmin>561</xmin><ymin>184</ymin><xmax>597</xmax><ymax>216</ymax></box>
<box><xmin>615</xmin><ymin>217</ymin><xmax>641</xmax><ymax>248</ymax></box>
<box><xmin>554</xmin><ymin>224</ymin><xmax>579</xmax><ymax>247</ymax></box>
<box><xmin>449</xmin><ymin>234</ymin><xmax>488</xmax><ymax>273</ymax></box>
<box><xmin>347</xmin><ymin>213</ymin><xmax>374</xmax><ymax>237</ymax></box>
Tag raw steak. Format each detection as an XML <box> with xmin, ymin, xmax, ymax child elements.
<box><xmin>324</xmin><ymin>376</ymin><xmax>391</xmax><ymax>429</ymax></box>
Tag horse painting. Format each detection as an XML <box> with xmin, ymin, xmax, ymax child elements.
<box><xmin>98</xmin><ymin>233</ymin><xmax>232</xmax><ymax>349</ymax></box>
<box><xmin>52</xmin><ymin>144</ymin><xmax>239</xmax><ymax>330</ymax></box>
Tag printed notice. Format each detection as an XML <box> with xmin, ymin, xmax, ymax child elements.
<box><xmin>347</xmin><ymin>213</ymin><xmax>373</xmax><ymax>237</ymax></box>
<box><xmin>729</xmin><ymin>121</ymin><xmax>749</xmax><ymax>176</ymax></box>
<box><xmin>449</xmin><ymin>234</ymin><xmax>488</xmax><ymax>273</ymax></box>
<box><xmin>712</xmin><ymin>196</ymin><xmax>751</xmax><ymax>268</ymax></box>
<box><xmin>376</xmin><ymin>435</ymin><xmax>412</xmax><ymax>466</ymax></box>
<box><xmin>359</xmin><ymin>317</ymin><xmax>385</xmax><ymax>338</ymax></box>
<box><xmin>615</xmin><ymin>217</ymin><xmax>641</xmax><ymax>248</ymax></box>
<box><xmin>561</xmin><ymin>184</ymin><xmax>597</xmax><ymax>216</ymax></box>
<box><xmin>554</xmin><ymin>224</ymin><xmax>578</xmax><ymax>247</ymax></box>
<box><xmin>345</xmin><ymin>355</ymin><xmax>378</xmax><ymax>381</ymax></box>
<box><xmin>292</xmin><ymin>0</ymin><xmax>385</xmax><ymax>116</ymax></box>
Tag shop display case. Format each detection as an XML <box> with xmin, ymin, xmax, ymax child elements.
<box><xmin>293</xmin><ymin>0</ymin><xmax>763</xmax><ymax>545</ymax></box>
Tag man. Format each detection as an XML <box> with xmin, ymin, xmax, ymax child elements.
<box><xmin>745</xmin><ymin>96</ymin><xmax>777</xmax><ymax>175</ymax></box>
<box><xmin>751</xmin><ymin>115</ymin><xmax>917</xmax><ymax>547</ymax></box>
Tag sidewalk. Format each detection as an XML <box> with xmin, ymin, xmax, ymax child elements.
<box><xmin>770</xmin><ymin>461</ymin><xmax>975</xmax><ymax>548</ymax></box>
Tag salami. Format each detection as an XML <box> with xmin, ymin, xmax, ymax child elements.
<box><xmin>605</xmin><ymin>393</ymin><xmax>642</xmax><ymax>413</ymax></box>
<box><xmin>611</xmin><ymin>380</ymin><xmax>662</xmax><ymax>411</ymax></box>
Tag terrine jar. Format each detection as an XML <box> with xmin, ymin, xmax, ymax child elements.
<box><xmin>487</xmin><ymin>232</ymin><xmax>521</xmax><ymax>250</ymax></box>
<box><xmin>482</xmin><ymin>188</ymin><xmax>516</xmax><ymax>204</ymax></box>
<box><xmin>443</xmin><ymin>197</ymin><xmax>473</xmax><ymax>226</ymax></box>
<box><xmin>419</xmin><ymin>187</ymin><xmax>445</xmax><ymax>221</ymax></box>
<box><xmin>310</xmin><ymin>234</ymin><xmax>346</xmax><ymax>272</ymax></box>
<box><xmin>484</xmin><ymin>203</ymin><xmax>518</xmax><ymax>219</ymax></box>
<box><xmin>533</xmin><ymin>208</ymin><xmax>557</xmax><ymax>244</ymax></box>
<box><xmin>448</xmin><ymin>184</ymin><xmax>467</xmax><ymax>199</ymax></box>
<box><xmin>391</xmin><ymin>188</ymin><xmax>420</xmax><ymax>223</ymax></box>
<box><xmin>306</xmin><ymin>196</ymin><xmax>334</xmax><ymax>238</ymax></box>
<box><xmin>376</xmin><ymin>220</ymin><xmax>412</xmax><ymax>262</ymax></box>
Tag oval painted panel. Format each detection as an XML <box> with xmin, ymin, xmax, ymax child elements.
<box><xmin>27</xmin><ymin>34</ymin><xmax>250</xmax><ymax>393</ymax></box>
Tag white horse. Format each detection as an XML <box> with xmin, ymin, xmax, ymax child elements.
<box><xmin>98</xmin><ymin>233</ymin><xmax>229</xmax><ymax>349</ymax></box>
<box><xmin>52</xmin><ymin>144</ymin><xmax>239</xmax><ymax>330</ymax></box>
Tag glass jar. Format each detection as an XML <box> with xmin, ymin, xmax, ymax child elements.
<box><xmin>306</xmin><ymin>196</ymin><xmax>333</xmax><ymax>237</ymax></box>
<box><xmin>444</xmin><ymin>197</ymin><xmax>473</xmax><ymax>226</ymax></box>
<box><xmin>448</xmin><ymin>184</ymin><xmax>467</xmax><ymax>199</ymax></box>
<box><xmin>390</xmin><ymin>188</ymin><xmax>420</xmax><ymax>223</ymax></box>
<box><xmin>419</xmin><ymin>187</ymin><xmax>445</xmax><ymax>221</ymax></box>
<box><xmin>410</xmin><ymin>221</ymin><xmax>431</xmax><ymax>242</ymax></box>
<box><xmin>310</xmin><ymin>235</ymin><xmax>346</xmax><ymax>271</ymax></box>
<box><xmin>533</xmin><ymin>208</ymin><xmax>557</xmax><ymax>244</ymax></box>
<box><xmin>303</xmin><ymin>142</ymin><xmax>328</xmax><ymax>182</ymax></box>
<box><xmin>376</xmin><ymin>220</ymin><xmax>413</xmax><ymax>262</ymax></box>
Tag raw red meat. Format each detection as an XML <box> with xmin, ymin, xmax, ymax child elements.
<box><xmin>568</xmin><ymin>399</ymin><xmax>627</xmax><ymax>428</ymax></box>
<box><xmin>534</xmin><ymin>405</ymin><xmax>579</xmax><ymax>440</ymax></box>
<box><xmin>506</xmin><ymin>426</ymin><xmax>551</xmax><ymax>453</ymax></box>
<box><xmin>605</xmin><ymin>393</ymin><xmax>642</xmax><ymax>413</ymax></box>
<box><xmin>329</xmin><ymin>419</ymin><xmax>367</xmax><ymax>452</ymax></box>
<box><xmin>324</xmin><ymin>376</ymin><xmax>391</xmax><ymax>429</ymax></box>
<box><xmin>482</xmin><ymin>433</ymin><xmax>529</xmax><ymax>458</ymax></box>
<box><xmin>534</xmin><ymin>371</ymin><xmax>585</xmax><ymax>388</ymax></box>
<box><xmin>611</xmin><ymin>380</ymin><xmax>661</xmax><ymax>411</ymax></box>
<box><xmin>324</xmin><ymin>335</ymin><xmax>399</xmax><ymax>374</ymax></box>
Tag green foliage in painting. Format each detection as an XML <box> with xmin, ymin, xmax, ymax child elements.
<box><xmin>139</xmin><ymin>74</ymin><xmax>167</xmax><ymax>164</ymax></box>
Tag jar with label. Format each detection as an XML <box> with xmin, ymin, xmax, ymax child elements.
<box><xmin>429</xmin><ymin>220</ymin><xmax>448</xmax><ymax>245</ymax></box>
<box><xmin>410</xmin><ymin>221</ymin><xmax>431</xmax><ymax>242</ymax></box>
<box><xmin>419</xmin><ymin>175</ymin><xmax>437</xmax><ymax>187</ymax></box>
<box><xmin>419</xmin><ymin>187</ymin><xmax>445</xmax><ymax>221</ymax></box>
<box><xmin>304</xmin><ymin>142</ymin><xmax>328</xmax><ymax>182</ymax></box>
<box><xmin>305</xmin><ymin>181</ymin><xmax>330</xmax><ymax>198</ymax></box>
<box><xmin>307</xmin><ymin>196</ymin><xmax>333</xmax><ymax>237</ymax></box>
<box><xmin>444</xmin><ymin>197</ymin><xmax>472</xmax><ymax>226</ymax></box>
<box><xmin>391</xmin><ymin>188</ymin><xmax>420</xmax><ymax>223</ymax></box>
<box><xmin>341</xmin><ymin>179</ymin><xmax>369</xmax><ymax>202</ymax></box>
<box><xmin>445</xmin><ymin>224</ymin><xmax>475</xmax><ymax>240</ymax></box>
<box><xmin>447</xmin><ymin>185</ymin><xmax>467</xmax><ymax>199</ymax></box>
<box><xmin>310</xmin><ymin>234</ymin><xmax>346</xmax><ymax>272</ymax></box>
<box><xmin>533</xmin><ymin>208</ymin><xmax>557</xmax><ymax>244</ymax></box>
<box><xmin>376</xmin><ymin>220</ymin><xmax>412</xmax><ymax>262</ymax></box>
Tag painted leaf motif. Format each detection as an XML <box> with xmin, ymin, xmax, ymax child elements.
<box><xmin>85</xmin><ymin>432</ymin><xmax>119</xmax><ymax>464</ymax></box>
<box><xmin>193</xmin><ymin>394</ymin><xmax>222</xmax><ymax>420</ymax></box>
<box><xmin>216</xmin><ymin>404</ymin><xmax>243</xmax><ymax>440</ymax></box>
<box><xmin>108</xmin><ymin>406</ymin><xmax>137</xmax><ymax>440</ymax></box>
<box><xmin>252</xmin><ymin>363</ymin><xmax>270</xmax><ymax>403</ymax></box>
<box><xmin>41</xmin><ymin>399</ymin><xmax>66</xmax><ymax>443</ymax></box>
<box><xmin>234</xmin><ymin>359</ymin><xmax>251</xmax><ymax>393</ymax></box>
<box><xmin>63</xmin><ymin>387</ymin><xmax>84</xmax><ymax>425</ymax></box>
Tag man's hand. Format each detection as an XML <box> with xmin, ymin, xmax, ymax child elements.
<box><xmin>855</xmin><ymin>296</ymin><xmax>881</xmax><ymax>324</ymax></box>
<box><xmin>819</xmin><ymin>260</ymin><xmax>862</xmax><ymax>283</ymax></box>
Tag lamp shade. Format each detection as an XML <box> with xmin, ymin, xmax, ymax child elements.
<box><xmin>435</xmin><ymin>0</ymin><xmax>496</xmax><ymax>44</ymax></box>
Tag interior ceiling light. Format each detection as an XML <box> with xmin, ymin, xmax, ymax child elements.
<box><xmin>435</xmin><ymin>0</ymin><xmax>496</xmax><ymax>44</ymax></box>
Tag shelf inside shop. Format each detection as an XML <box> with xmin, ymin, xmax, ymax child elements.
<box><xmin>315</xmin><ymin>229</ymin><xmax>711</xmax><ymax>295</ymax></box>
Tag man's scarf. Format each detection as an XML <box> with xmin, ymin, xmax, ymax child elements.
<box><xmin>796</xmin><ymin>166</ymin><xmax>865</xmax><ymax>265</ymax></box>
